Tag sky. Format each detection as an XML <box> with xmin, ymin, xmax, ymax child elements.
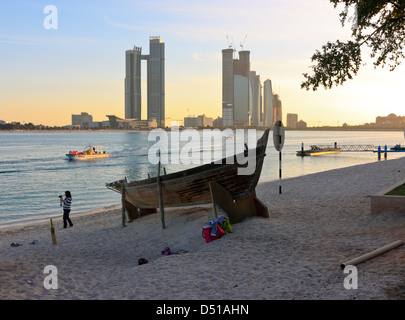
<box><xmin>0</xmin><ymin>0</ymin><xmax>404</xmax><ymax>127</ymax></box>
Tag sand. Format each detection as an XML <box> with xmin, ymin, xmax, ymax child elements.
<box><xmin>1</xmin><ymin>157</ymin><xmax>404</xmax><ymax>300</ymax></box>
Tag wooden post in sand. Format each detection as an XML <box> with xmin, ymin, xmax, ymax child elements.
<box><xmin>157</xmin><ymin>150</ymin><xmax>166</xmax><ymax>229</ymax></box>
<box><xmin>121</xmin><ymin>184</ymin><xmax>127</xmax><ymax>228</ymax></box>
<box><xmin>50</xmin><ymin>218</ymin><xmax>57</xmax><ymax>245</ymax></box>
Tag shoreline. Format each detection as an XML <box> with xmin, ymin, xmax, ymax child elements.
<box><xmin>1</xmin><ymin>127</ymin><xmax>404</xmax><ymax>133</ymax></box>
<box><xmin>1</xmin><ymin>156</ymin><xmax>404</xmax><ymax>300</ymax></box>
<box><xmin>0</xmin><ymin>205</ymin><xmax>121</xmax><ymax>232</ymax></box>
<box><xmin>0</xmin><ymin>155</ymin><xmax>400</xmax><ymax>232</ymax></box>
<box><xmin>0</xmin><ymin>129</ymin><xmax>151</xmax><ymax>133</ymax></box>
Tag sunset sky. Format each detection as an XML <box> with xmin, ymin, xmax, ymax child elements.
<box><xmin>1</xmin><ymin>0</ymin><xmax>404</xmax><ymax>127</ymax></box>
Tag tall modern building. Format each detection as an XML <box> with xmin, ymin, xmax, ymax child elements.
<box><xmin>263</xmin><ymin>79</ymin><xmax>273</xmax><ymax>128</ymax></box>
<box><xmin>147</xmin><ymin>36</ymin><xmax>165</xmax><ymax>127</ymax></box>
<box><xmin>125</xmin><ymin>36</ymin><xmax>165</xmax><ymax>127</ymax></box>
<box><xmin>222</xmin><ymin>49</ymin><xmax>252</xmax><ymax>127</ymax></box>
<box><xmin>273</xmin><ymin>93</ymin><xmax>282</xmax><ymax>124</ymax></box>
<box><xmin>222</xmin><ymin>48</ymin><xmax>235</xmax><ymax>127</ymax></box>
<box><xmin>125</xmin><ymin>47</ymin><xmax>142</xmax><ymax>120</ymax></box>
<box><xmin>250</xmin><ymin>71</ymin><xmax>261</xmax><ymax>127</ymax></box>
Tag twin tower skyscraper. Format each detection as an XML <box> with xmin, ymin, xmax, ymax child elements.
<box><xmin>125</xmin><ymin>36</ymin><xmax>279</xmax><ymax>129</ymax></box>
<box><xmin>125</xmin><ymin>36</ymin><xmax>165</xmax><ymax>127</ymax></box>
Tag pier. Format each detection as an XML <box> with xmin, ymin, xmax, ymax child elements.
<box><xmin>297</xmin><ymin>142</ymin><xmax>374</xmax><ymax>156</ymax></box>
<box><xmin>337</xmin><ymin>144</ymin><xmax>375</xmax><ymax>152</ymax></box>
<box><xmin>309</xmin><ymin>143</ymin><xmax>375</xmax><ymax>152</ymax></box>
<box><xmin>297</xmin><ymin>143</ymin><xmax>405</xmax><ymax>158</ymax></box>
<box><xmin>375</xmin><ymin>145</ymin><xmax>405</xmax><ymax>160</ymax></box>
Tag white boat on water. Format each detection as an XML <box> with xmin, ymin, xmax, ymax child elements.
<box><xmin>66</xmin><ymin>145</ymin><xmax>109</xmax><ymax>161</ymax></box>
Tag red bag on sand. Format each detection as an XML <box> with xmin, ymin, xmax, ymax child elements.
<box><xmin>202</xmin><ymin>225</ymin><xmax>225</xmax><ymax>243</ymax></box>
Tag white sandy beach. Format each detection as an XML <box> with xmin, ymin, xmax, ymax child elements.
<box><xmin>1</xmin><ymin>156</ymin><xmax>404</xmax><ymax>300</ymax></box>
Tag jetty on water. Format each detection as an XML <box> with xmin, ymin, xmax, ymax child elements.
<box><xmin>297</xmin><ymin>143</ymin><xmax>405</xmax><ymax>158</ymax></box>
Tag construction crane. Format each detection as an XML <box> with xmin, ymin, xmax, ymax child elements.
<box><xmin>240</xmin><ymin>34</ymin><xmax>247</xmax><ymax>51</ymax></box>
<box><xmin>226</xmin><ymin>35</ymin><xmax>231</xmax><ymax>49</ymax></box>
<box><xmin>226</xmin><ymin>35</ymin><xmax>236</xmax><ymax>50</ymax></box>
<box><xmin>226</xmin><ymin>35</ymin><xmax>237</xmax><ymax>59</ymax></box>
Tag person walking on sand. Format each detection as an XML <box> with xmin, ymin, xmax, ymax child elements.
<box><xmin>60</xmin><ymin>190</ymin><xmax>73</xmax><ymax>228</ymax></box>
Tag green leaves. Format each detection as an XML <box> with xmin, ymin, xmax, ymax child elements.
<box><xmin>302</xmin><ymin>0</ymin><xmax>405</xmax><ymax>91</ymax></box>
<box><xmin>301</xmin><ymin>40</ymin><xmax>361</xmax><ymax>90</ymax></box>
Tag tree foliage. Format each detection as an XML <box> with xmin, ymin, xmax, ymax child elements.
<box><xmin>301</xmin><ymin>0</ymin><xmax>405</xmax><ymax>90</ymax></box>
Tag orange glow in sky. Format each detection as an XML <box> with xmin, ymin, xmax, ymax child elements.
<box><xmin>1</xmin><ymin>1</ymin><xmax>404</xmax><ymax>127</ymax></box>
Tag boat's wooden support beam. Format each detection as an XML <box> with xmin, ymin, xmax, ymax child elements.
<box><xmin>125</xmin><ymin>200</ymin><xmax>138</xmax><ymax>222</ymax></box>
<box><xmin>125</xmin><ymin>200</ymin><xmax>156</xmax><ymax>222</ymax></box>
<box><xmin>209</xmin><ymin>181</ymin><xmax>269</xmax><ymax>224</ymax></box>
<box><xmin>158</xmin><ymin>151</ymin><xmax>166</xmax><ymax>229</ymax></box>
<box><xmin>121</xmin><ymin>184</ymin><xmax>127</xmax><ymax>228</ymax></box>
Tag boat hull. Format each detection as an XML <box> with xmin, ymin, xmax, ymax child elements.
<box><xmin>66</xmin><ymin>153</ymin><xmax>109</xmax><ymax>161</ymax></box>
<box><xmin>106</xmin><ymin>129</ymin><xmax>269</xmax><ymax>209</ymax></box>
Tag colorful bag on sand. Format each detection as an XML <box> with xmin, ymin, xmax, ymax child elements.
<box><xmin>202</xmin><ymin>225</ymin><xmax>225</xmax><ymax>243</ymax></box>
<box><xmin>216</xmin><ymin>215</ymin><xmax>233</xmax><ymax>233</ymax></box>
<box><xmin>219</xmin><ymin>218</ymin><xmax>233</xmax><ymax>233</ymax></box>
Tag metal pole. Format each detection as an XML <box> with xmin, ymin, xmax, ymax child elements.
<box><xmin>279</xmin><ymin>151</ymin><xmax>282</xmax><ymax>194</ymax></box>
<box><xmin>279</xmin><ymin>132</ymin><xmax>282</xmax><ymax>194</ymax></box>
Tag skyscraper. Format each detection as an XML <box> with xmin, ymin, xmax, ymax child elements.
<box><xmin>222</xmin><ymin>48</ymin><xmax>234</xmax><ymax>127</ymax></box>
<box><xmin>125</xmin><ymin>46</ymin><xmax>142</xmax><ymax>120</ymax></box>
<box><xmin>263</xmin><ymin>79</ymin><xmax>273</xmax><ymax>128</ymax></box>
<box><xmin>250</xmin><ymin>71</ymin><xmax>261</xmax><ymax>127</ymax></box>
<box><xmin>273</xmin><ymin>93</ymin><xmax>282</xmax><ymax>124</ymax></box>
<box><xmin>222</xmin><ymin>49</ymin><xmax>251</xmax><ymax>127</ymax></box>
<box><xmin>147</xmin><ymin>36</ymin><xmax>165</xmax><ymax>127</ymax></box>
<box><xmin>125</xmin><ymin>36</ymin><xmax>165</xmax><ymax>127</ymax></box>
<box><xmin>233</xmin><ymin>50</ymin><xmax>250</xmax><ymax>127</ymax></box>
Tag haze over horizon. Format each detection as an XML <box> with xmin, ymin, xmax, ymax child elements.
<box><xmin>1</xmin><ymin>0</ymin><xmax>404</xmax><ymax>127</ymax></box>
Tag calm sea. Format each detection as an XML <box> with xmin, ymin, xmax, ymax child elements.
<box><xmin>0</xmin><ymin>130</ymin><xmax>404</xmax><ymax>226</ymax></box>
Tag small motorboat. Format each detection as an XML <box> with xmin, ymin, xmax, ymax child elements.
<box><xmin>390</xmin><ymin>144</ymin><xmax>405</xmax><ymax>151</ymax></box>
<box><xmin>66</xmin><ymin>145</ymin><xmax>109</xmax><ymax>161</ymax></box>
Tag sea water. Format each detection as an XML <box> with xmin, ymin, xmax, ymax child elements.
<box><xmin>0</xmin><ymin>130</ymin><xmax>403</xmax><ymax>226</ymax></box>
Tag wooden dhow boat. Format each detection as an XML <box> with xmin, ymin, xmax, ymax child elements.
<box><xmin>106</xmin><ymin>129</ymin><xmax>270</xmax><ymax>224</ymax></box>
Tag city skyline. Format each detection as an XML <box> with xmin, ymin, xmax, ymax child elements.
<box><xmin>125</xmin><ymin>36</ymin><xmax>165</xmax><ymax>127</ymax></box>
<box><xmin>1</xmin><ymin>1</ymin><xmax>405</xmax><ymax>127</ymax></box>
